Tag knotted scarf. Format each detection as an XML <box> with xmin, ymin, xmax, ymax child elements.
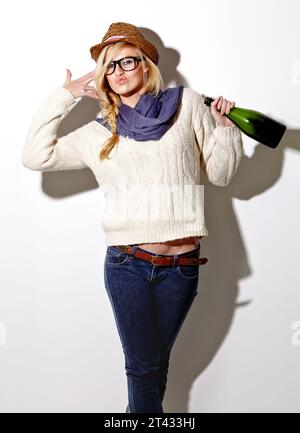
<box><xmin>95</xmin><ymin>85</ymin><xmax>184</xmax><ymax>141</ymax></box>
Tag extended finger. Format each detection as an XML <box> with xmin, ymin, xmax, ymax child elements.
<box><xmin>82</xmin><ymin>70</ymin><xmax>97</xmax><ymax>79</ymax></box>
<box><xmin>79</xmin><ymin>72</ymin><xmax>97</xmax><ymax>84</ymax></box>
<box><xmin>85</xmin><ymin>76</ymin><xmax>97</xmax><ymax>85</ymax></box>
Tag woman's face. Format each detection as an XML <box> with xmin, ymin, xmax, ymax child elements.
<box><xmin>104</xmin><ymin>45</ymin><xmax>148</xmax><ymax>100</ymax></box>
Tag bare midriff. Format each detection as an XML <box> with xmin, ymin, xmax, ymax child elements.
<box><xmin>134</xmin><ymin>236</ymin><xmax>203</xmax><ymax>255</ymax></box>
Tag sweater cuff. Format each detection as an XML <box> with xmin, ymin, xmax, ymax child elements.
<box><xmin>216</xmin><ymin>123</ymin><xmax>237</xmax><ymax>129</ymax></box>
<box><xmin>53</xmin><ymin>85</ymin><xmax>77</xmax><ymax>105</ymax></box>
<box><xmin>213</xmin><ymin>123</ymin><xmax>244</xmax><ymax>162</ymax></box>
<box><xmin>37</xmin><ymin>86</ymin><xmax>78</xmax><ymax>123</ymax></box>
<box><xmin>214</xmin><ymin>123</ymin><xmax>241</xmax><ymax>140</ymax></box>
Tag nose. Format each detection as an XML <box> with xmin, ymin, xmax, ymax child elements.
<box><xmin>115</xmin><ymin>63</ymin><xmax>125</xmax><ymax>75</ymax></box>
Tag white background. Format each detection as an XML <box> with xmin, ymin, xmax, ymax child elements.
<box><xmin>1</xmin><ymin>0</ymin><xmax>300</xmax><ymax>413</ymax></box>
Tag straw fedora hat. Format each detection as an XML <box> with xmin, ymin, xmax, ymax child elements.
<box><xmin>90</xmin><ymin>22</ymin><xmax>159</xmax><ymax>65</ymax></box>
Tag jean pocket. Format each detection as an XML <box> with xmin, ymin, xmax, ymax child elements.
<box><xmin>105</xmin><ymin>247</ymin><xmax>129</xmax><ymax>266</ymax></box>
<box><xmin>176</xmin><ymin>264</ymin><xmax>199</xmax><ymax>279</ymax></box>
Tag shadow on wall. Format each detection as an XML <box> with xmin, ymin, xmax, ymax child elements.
<box><xmin>164</xmin><ymin>129</ymin><xmax>297</xmax><ymax>413</ymax></box>
<box><xmin>40</xmin><ymin>25</ymin><xmax>298</xmax><ymax>413</ymax></box>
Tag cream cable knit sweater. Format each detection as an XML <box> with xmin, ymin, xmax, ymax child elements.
<box><xmin>22</xmin><ymin>86</ymin><xmax>244</xmax><ymax>246</ymax></box>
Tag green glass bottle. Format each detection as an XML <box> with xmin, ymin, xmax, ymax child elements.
<box><xmin>203</xmin><ymin>96</ymin><xmax>287</xmax><ymax>149</ymax></box>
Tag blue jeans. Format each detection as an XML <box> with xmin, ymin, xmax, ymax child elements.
<box><xmin>104</xmin><ymin>244</ymin><xmax>201</xmax><ymax>413</ymax></box>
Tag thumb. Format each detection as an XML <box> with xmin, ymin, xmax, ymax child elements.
<box><xmin>65</xmin><ymin>68</ymin><xmax>72</xmax><ymax>82</ymax></box>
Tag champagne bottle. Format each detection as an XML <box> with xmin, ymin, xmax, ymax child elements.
<box><xmin>203</xmin><ymin>96</ymin><xmax>287</xmax><ymax>149</ymax></box>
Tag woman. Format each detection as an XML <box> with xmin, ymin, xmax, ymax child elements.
<box><xmin>22</xmin><ymin>22</ymin><xmax>244</xmax><ymax>413</ymax></box>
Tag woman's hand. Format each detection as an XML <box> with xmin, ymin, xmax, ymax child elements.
<box><xmin>63</xmin><ymin>68</ymin><xmax>100</xmax><ymax>100</ymax></box>
<box><xmin>210</xmin><ymin>96</ymin><xmax>235</xmax><ymax>127</ymax></box>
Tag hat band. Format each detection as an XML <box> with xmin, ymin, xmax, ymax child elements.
<box><xmin>104</xmin><ymin>35</ymin><xmax>126</xmax><ymax>42</ymax></box>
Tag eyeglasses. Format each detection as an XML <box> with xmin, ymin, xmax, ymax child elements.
<box><xmin>105</xmin><ymin>56</ymin><xmax>145</xmax><ymax>75</ymax></box>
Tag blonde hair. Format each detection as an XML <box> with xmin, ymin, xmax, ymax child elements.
<box><xmin>94</xmin><ymin>42</ymin><xmax>164</xmax><ymax>161</ymax></box>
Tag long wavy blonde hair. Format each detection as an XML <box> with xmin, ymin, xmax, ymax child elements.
<box><xmin>94</xmin><ymin>42</ymin><xmax>164</xmax><ymax>161</ymax></box>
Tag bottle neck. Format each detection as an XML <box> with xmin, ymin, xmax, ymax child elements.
<box><xmin>203</xmin><ymin>96</ymin><xmax>214</xmax><ymax>107</ymax></box>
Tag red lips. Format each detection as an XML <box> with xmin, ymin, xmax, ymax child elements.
<box><xmin>116</xmin><ymin>78</ymin><xmax>127</xmax><ymax>84</ymax></box>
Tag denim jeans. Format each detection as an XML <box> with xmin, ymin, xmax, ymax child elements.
<box><xmin>104</xmin><ymin>244</ymin><xmax>201</xmax><ymax>413</ymax></box>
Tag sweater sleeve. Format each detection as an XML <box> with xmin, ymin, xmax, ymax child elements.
<box><xmin>192</xmin><ymin>90</ymin><xmax>244</xmax><ymax>187</ymax></box>
<box><xmin>21</xmin><ymin>86</ymin><xmax>91</xmax><ymax>171</ymax></box>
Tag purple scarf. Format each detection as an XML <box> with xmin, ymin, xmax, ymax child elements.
<box><xmin>95</xmin><ymin>85</ymin><xmax>184</xmax><ymax>141</ymax></box>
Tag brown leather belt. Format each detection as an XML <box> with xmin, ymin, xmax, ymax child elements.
<box><xmin>115</xmin><ymin>245</ymin><xmax>208</xmax><ymax>267</ymax></box>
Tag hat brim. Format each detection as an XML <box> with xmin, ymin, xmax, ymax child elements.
<box><xmin>90</xmin><ymin>37</ymin><xmax>142</xmax><ymax>62</ymax></box>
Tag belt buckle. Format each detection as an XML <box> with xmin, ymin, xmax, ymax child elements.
<box><xmin>151</xmin><ymin>255</ymin><xmax>166</xmax><ymax>266</ymax></box>
<box><xmin>151</xmin><ymin>255</ymin><xmax>173</xmax><ymax>266</ymax></box>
